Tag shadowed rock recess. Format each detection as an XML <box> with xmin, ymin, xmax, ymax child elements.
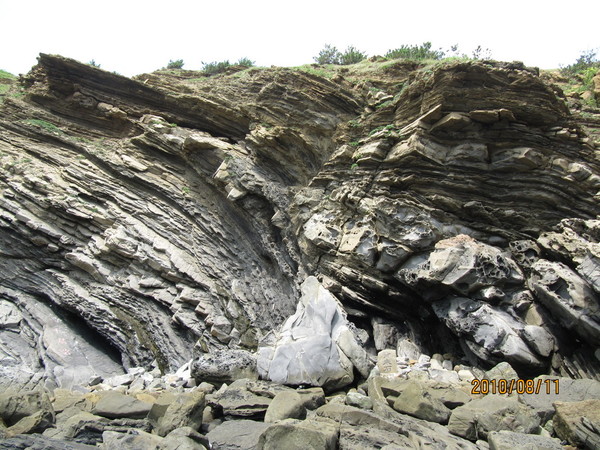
<box><xmin>1</xmin><ymin>54</ymin><xmax>600</xmax><ymax>448</ymax></box>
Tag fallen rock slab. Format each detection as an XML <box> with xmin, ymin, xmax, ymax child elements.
<box><xmin>487</xmin><ymin>430</ymin><xmax>563</xmax><ymax>450</ymax></box>
<box><xmin>553</xmin><ymin>399</ymin><xmax>600</xmax><ymax>448</ymax></box>
<box><xmin>206</xmin><ymin>419</ymin><xmax>270</xmax><ymax>450</ymax></box>
<box><xmin>448</xmin><ymin>394</ymin><xmax>540</xmax><ymax>441</ymax></box>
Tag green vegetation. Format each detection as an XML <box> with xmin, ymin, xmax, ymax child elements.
<box><xmin>167</xmin><ymin>59</ymin><xmax>184</xmax><ymax>69</ymax></box>
<box><xmin>201</xmin><ymin>57</ymin><xmax>254</xmax><ymax>76</ymax></box>
<box><xmin>23</xmin><ymin>119</ymin><xmax>62</xmax><ymax>134</ymax></box>
<box><xmin>560</xmin><ymin>49</ymin><xmax>599</xmax><ymax>107</ymax></box>
<box><xmin>385</xmin><ymin>42</ymin><xmax>445</xmax><ymax>61</ymax></box>
<box><xmin>314</xmin><ymin>45</ymin><xmax>367</xmax><ymax>65</ymax></box>
<box><xmin>88</xmin><ymin>60</ymin><xmax>101</xmax><ymax>68</ymax></box>
<box><xmin>0</xmin><ymin>69</ymin><xmax>16</xmax><ymax>79</ymax></box>
<box><xmin>561</xmin><ymin>49</ymin><xmax>599</xmax><ymax>75</ymax></box>
<box><xmin>295</xmin><ymin>64</ymin><xmax>335</xmax><ymax>79</ymax></box>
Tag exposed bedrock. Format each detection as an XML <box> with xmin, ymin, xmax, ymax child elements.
<box><xmin>0</xmin><ymin>54</ymin><xmax>599</xmax><ymax>391</ymax></box>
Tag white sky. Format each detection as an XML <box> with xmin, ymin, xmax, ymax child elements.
<box><xmin>1</xmin><ymin>0</ymin><xmax>598</xmax><ymax>77</ymax></box>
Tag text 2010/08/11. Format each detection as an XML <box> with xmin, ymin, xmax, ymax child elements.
<box><xmin>471</xmin><ymin>378</ymin><xmax>560</xmax><ymax>395</ymax></box>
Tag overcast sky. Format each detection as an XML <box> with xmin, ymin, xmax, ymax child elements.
<box><xmin>2</xmin><ymin>0</ymin><xmax>598</xmax><ymax>77</ymax></box>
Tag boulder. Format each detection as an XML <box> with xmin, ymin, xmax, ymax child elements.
<box><xmin>161</xmin><ymin>426</ymin><xmax>209</xmax><ymax>450</ymax></box>
<box><xmin>398</xmin><ymin>235</ymin><xmax>524</xmax><ymax>299</ymax></box>
<box><xmin>296</xmin><ymin>387</ymin><xmax>326</xmax><ymax>410</ymax></box>
<box><xmin>5</xmin><ymin>410</ymin><xmax>54</xmax><ymax>437</ymax></box>
<box><xmin>487</xmin><ymin>430</ymin><xmax>563</xmax><ymax>450</ymax></box>
<box><xmin>192</xmin><ymin>349</ymin><xmax>257</xmax><ymax>384</ymax></box>
<box><xmin>518</xmin><ymin>376</ymin><xmax>600</xmax><ymax>423</ymax></box>
<box><xmin>392</xmin><ymin>380</ymin><xmax>451</xmax><ymax>424</ymax></box>
<box><xmin>264</xmin><ymin>391</ymin><xmax>307</xmax><ymax>423</ymax></box>
<box><xmin>448</xmin><ymin>395</ymin><xmax>540</xmax><ymax>440</ymax></box>
<box><xmin>345</xmin><ymin>391</ymin><xmax>373</xmax><ymax>410</ymax></box>
<box><xmin>156</xmin><ymin>389</ymin><xmax>206</xmax><ymax>436</ymax></box>
<box><xmin>92</xmin><ymin>391</ymin><xmax>153</xmax><ymax>419</ymax></box>
<box><xmin>210</xmin><ymin>379</ymin><xmax>272</xmax><ymax>418</ymax></box>
<box><xmin>257</xmin><ymin>419</ymin><xmax>338</xmax><ymax>450</ymax></box>
<box><xmin>553</xmin><ymin>399</ymin><xmax>600</xmax><ymax>448</ymax></box>
<box><xmin>100</xmin><ymin>430</ymin><xmax>163</xmax><ymax>449</ymax></box>
<box><xmin>206</xmin><ymin>419</ymin><xmax>270</xmax><ymax>450</ymax></box>
<box><xmin>257</xmin><ymin>276</ymin><xmax>373</xmax><ymax>391</ymax></box>
<box><xmin>529</xmin><ymin>259</ymin><xmax>600</xmax><ymax>346</ymax></box>
<box><xmin>433</xmin><ymin>297</ymin><xmax>544</xmax><ymax>369</ymax></box>
<box><xmin>0</xmin><ymin>390</ymin><xmax>55</xmax><ymax>427</ymax></box>
<box><xmin>0</xmin><ymin>434</ymin><xmax>97</xmax><ymax>449</ymax></box>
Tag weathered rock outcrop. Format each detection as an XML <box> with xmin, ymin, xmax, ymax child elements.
<box><xmin>1</xmin><ymin>54</ymin><xmax>599</xmax><ymax>402</ymax></box>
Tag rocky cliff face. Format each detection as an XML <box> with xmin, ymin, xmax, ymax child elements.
<box><xmin>1</xmin><ymin>55</ymin><xmax>599</xmax><ymax>395</ymax></box>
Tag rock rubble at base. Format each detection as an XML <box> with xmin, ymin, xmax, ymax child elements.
<box><xmin>2</xmin><ymin>348</ymin><xmax>600</xmax><ymax>449</ymax></box>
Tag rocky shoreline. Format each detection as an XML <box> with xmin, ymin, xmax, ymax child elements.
<box><xmin>1</xmin><ymin>55</ymin><xmax>600</xmax><ymax>448</ymax></box>
<box><xmin>1</xmin><ymin>347</ymin><xmax>599</xmax><ymax>449</ymax></box>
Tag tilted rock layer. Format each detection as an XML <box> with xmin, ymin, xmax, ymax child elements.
<box><xmin>0</xmin><ymin>55</ymin><xmax>599</xmax><ymax>390</ymax></box>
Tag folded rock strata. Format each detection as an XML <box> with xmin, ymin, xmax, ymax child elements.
<box><xmin>0</xmin><ymin>54</ymin><xmax>599</xmax><ymax>394</ymax></box>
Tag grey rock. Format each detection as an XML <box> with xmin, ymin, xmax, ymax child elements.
<box><xmin>92</xmin><ymin>391</ymin><xmax>153</xmax><ymax>419</ymax></box>
<box><xmin>487</xmin><ymin>430</ymin><xmax>563</xmax><ymax>450</ymax></box>
<box><xmin>0</xmin><ymin>434</ymin><xmax>97</xmax><ymax>449</ymax></box>
<box><xmin>101</xmin><ymin>430</ymin><xmax>163</xmax><ymax>449</ymax></box>
<box><xmin>484</xmin><ymin>362</ymin><xmax>519</xmax><ymax>381</ymax></box>
<box><xmin>316</xmin><ymin>402</ymin><xmax>478</xmax><ymax>449</ymax></box>
<box><xmin>257</xmin><ymin>419</ymin><xmax>338</xmax><ymax>450</ymax></box>
<box><xmin>519</xmin><ymin>376</ymin><xmax>600</xmax><ymax>423</ymax></box>
<box><xmin>0</xmin><ymin>389</ymin><xmax>54</xmax><ymax>428</ymax></box>
<box><xmin>192</xmin><ymin>349</ymin><xmax>257</xmax><ymax>384</ymax></box>
<box><xmin>296</xmin><ymin>387</ymin><xmax>326</xmax><ymax>410</ymax></box>
<box><xmin>161</xmin><ymin>426</ymin><xmax>209</xmax><ymax>450</ymax></box>
<box><xmin>392</xmin><ymin>380</ymin><xmax>451</xmax><ymax>423</ymax></box>
<box><xmin>264</xmin><ymin>391</ymin><xmax>307</xmax><ymax>423</ymax></box>
<box><xmin>433</xmin><ymin>297</ymin><xmax>544</xmax><ymax>369</ymax></box>
<box><xmin>553</xmin><ymin>399</ymin><xmax>600</xmax><ymax>448</ymax></box>
<box><xmin>448</xmin><ymin>395</ymin><xmax>540</xmax><ymax>440</ymax></box>
<box><xmin>529</xmin><ymin>259</ymin><xmax>600</xmax><ymax>346</ymax></box>
<box><xmin>206</xmin><ymin>419</ymin><xmax>270</xmax><ymax>450</ymax></box>
<box><xmin>5</xmin><ymin>409</ymin><xmax>54</xmax><ymax>437</ymax></box>
<box><xmin>398</xmin><ymin>235</ymin><xmax>524</xmax><ymax>298</ymax></box>
<box><xmin>345</xmin><ymin>391</ymin><xmax>373</xmax><ymax>410</ymax></box>
<box><xmin>258</xmin><ymin>276</ymin><xmax>371</xmax><ymax>391</ymax></box>
<box><xmin>210</xmin><ymin>379</ymin><xmax>272</xmax><ymax>418</ymax></box>
<box><xmin>396</xmin><ymin>338</ymin><xmax>421</xmax><ymax>362</ymax></box>
<box><xmin>156</xmin><ymin>389</ymin><xmax>206</xmax><ymax>436</ymax></box>
<box><xmin>377</xmin><ymin>349</ymin><xmax>399</xmax><ymax>374</ymax></box>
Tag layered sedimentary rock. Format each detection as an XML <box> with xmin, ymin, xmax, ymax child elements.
<box><xmin>0</xmin><ymin>54</ymin><xmax>599</xmax><ymax>395</ymax></box>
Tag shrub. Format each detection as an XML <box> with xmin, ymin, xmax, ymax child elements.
<box><xmin>202</xmin><ymin>60</ymin><xmax>231</xmax><ymax>75</ymax></box>
<box><xmin>314</xmin><ymin>45</ymin><xmax>367</xmax><ymax>65</ymax></box>
<box><xmin>167</xmin><ymin>59</ymin><xmax>184</xmax><ymax>69</ymax></box>
<box><xmin>88</xmin><ymin>60</ymin><xmax>101</xmax><ymax>68</ymax></box>
<box><xmin>314</xmin><ymin>44</ymin><xmax>341</xmax><ymax>65</ymax></box>
<box><xmin>236</xmin><ymin>57</ymin><xmax>255</xmax><ymax>68</ymax></box>
<box><xmin>561</xmin><ymin>49</ymin><xmax>599</xmax><ymax>75</ymax></box>
<box><xmin>340</xmin><ymin>46</ymin><xmax>367</xmax><ymax>65</ymax></box>
<box><xmin>385</xmin><ymin>42</ymin><xmax>445</xmax><ymax>61</ymax></box>
<box><xmin>471</xmin><ymin>45</ymin><xmax>492</xmax><ymax>60</ymax></box>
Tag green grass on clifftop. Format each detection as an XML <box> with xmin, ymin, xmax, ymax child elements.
<box><xmin>0</xmin><ymin>69</ymin><xmax>16</xmax><ymax>79</ymax></box>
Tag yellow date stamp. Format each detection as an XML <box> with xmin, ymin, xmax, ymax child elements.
<box><xmin>471</xmin><ymin>378</ymin><xmax>560</xmax><ymax>395</ymax></box>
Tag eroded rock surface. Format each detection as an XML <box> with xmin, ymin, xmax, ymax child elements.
<box><xmin>1</xmin><ymin>54</ymin><xmax>600</xmax><ymax>447</ymax></box>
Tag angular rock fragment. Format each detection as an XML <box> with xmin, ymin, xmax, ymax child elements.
<box><xmin>257</xmin><ymin>276</ymin><xmax>373</xmax><ymax>391</ymax></box>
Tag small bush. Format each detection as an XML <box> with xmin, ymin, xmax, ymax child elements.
<box><xmin>314</xmin><ymin>45</ymin><xmax>367</xmax><ymax>65</ymax></box>
<box><xmin>88</xmin><ymin>60</ymin><xmax>101</xmax><ymax>68</ymax></box>
<box><xmin>340</xmin><ymin>46</ymin><xmax>367</xmax><ymax>65</ymax></box>
<box><xmin>167</xmin><ymin>59</ymin><xmax>185</xmax><ymax>69</ymax></box>
<box><xmin>385</xmin><ymin>42</ymin><xmax>445</xmax><ymax>61</ymax></box>
<box><xmin>314</xmin><ymin>44</ymin><xmax>341</xmax><ymax>65</ymax></box>
<box><xmin>561</xmin><ymin>49</ymin><xmax>599</xmax><ymax>75</ymax></box>
<box><xmin>236</xmin><ymin>57</ymin><xmax>255</xmax><ymax>68</ymax></box>
<box><xmin>202</xmin><ymin>60</ymin><xmax>231</xmax><ymax>75</ymax></box>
